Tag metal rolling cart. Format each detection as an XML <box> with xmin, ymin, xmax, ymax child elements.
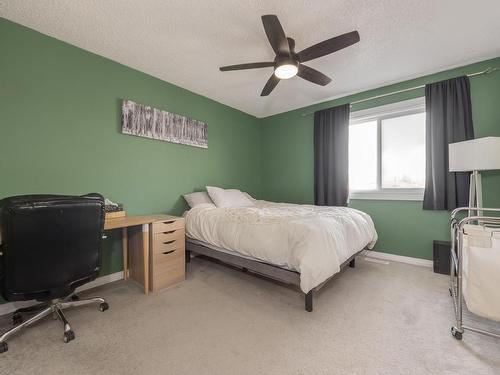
<box><xmin>450</xmin><ymin>207</ymin><xmax>500</xmax><ymax>340</ymax></box>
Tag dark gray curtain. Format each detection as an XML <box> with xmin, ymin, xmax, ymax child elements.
<box><xmin>314</xmin><ymin>104</ymin><xmax>350</xmax><ymax>206</ymax></box>
<box><xmin>423</xmin><ymin>76</ymin><xmax>474</xmax><ymax>210</ymax></box>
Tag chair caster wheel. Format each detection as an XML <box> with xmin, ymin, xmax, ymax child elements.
<box><xmin>63</xmin><ymin>330</ymin><xmax>75</xmax><ymax>343</ymax></box>
<box><xmin>451</xmin><ymin>327</ymin><xmax>462</xmax><ymax>340</ymax></box>
<box><xmin>12</xmin><ymin>313</ymin><xmax>23</xmax><ymax>325</ymax></box>
<box><xmin>99</xmin><ymin>302</ymin><xmax>109</xmax><ymax>312</ymax></box>
<box><xmin>0</xmin><ymin>341</ymin><xmax>8</xmax><ymax>353</ymax></box>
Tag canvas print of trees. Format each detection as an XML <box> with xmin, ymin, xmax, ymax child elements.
<box><xmin>121</xmin><ymin>100</ymin><xmax>208</xmax><ymax>148</ymax></box>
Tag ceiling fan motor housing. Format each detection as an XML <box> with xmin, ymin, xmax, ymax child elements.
<box><xmin>274</xmin><ymin>56</ymin><xmax>299</xmax><ymax>69</ymax></box>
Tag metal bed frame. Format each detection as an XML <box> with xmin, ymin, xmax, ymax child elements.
<box><xmin>185</xmin><ymin>238</ymin><xmax>361</xmax><ymax>312</ymax></box>
<box><xmin>450</xmin><ymin>207</ymin><xmax>500</xmax><ymax>340</ymax></box>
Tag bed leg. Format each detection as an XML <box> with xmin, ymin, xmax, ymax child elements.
<box><xmin>305</xmin><ymin>291</ymin><xmax>313</xmax><ymax>312</ymax></box>
<box><xmin>186</xmin><ymin>250</ymin><xmax>191</xmax><ymax>264</ymax></box>
<box><xmin>349</xmin><ymin>258</ymin><xmax>356</xmax><ymax>268</ymax></box>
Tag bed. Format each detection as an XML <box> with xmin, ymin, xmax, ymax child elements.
<box><xmin>184</xmin><ymin>199</ymin><xmax>377</xmax><ymax>311</ymax></box>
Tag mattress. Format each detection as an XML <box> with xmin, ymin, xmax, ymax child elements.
<box><xmin>185</xmin><ymin>200</ymin><xmax>377</xmax><ymax>293</ymax></box>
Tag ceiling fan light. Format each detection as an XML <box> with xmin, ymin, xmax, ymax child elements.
<box><xmin>274</xmin><ymin>63</ymin><xmax>298</xmax><ymax>79</ymax></box>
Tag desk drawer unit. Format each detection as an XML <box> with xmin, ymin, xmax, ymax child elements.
<box><xmin>150</xmin><ymin>218</ymin><xmax>185</xmax><ymax>292</ymax></box>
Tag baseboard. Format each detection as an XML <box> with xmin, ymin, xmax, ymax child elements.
<box><xmin>361</xmin><ymin>250</ymin><xmax>433</xmax><ymax>268</ymax></box>
<box><xmin>0</xmin><ymin>271</ymin><xmax>124</xmax><ymax>317</ymax></box>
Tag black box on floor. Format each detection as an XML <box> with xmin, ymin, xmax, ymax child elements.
<box><xmin>433</xmin><ymin>240</ymin><xmax>451</xmax><ymax>275</ymax></box>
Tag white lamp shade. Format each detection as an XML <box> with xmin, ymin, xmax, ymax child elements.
<box><xmin>449</xmin><ymin>137</ymin><xmax>500</xmax><ymax>172</ymax></box>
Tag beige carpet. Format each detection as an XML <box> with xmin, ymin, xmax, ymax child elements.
<box><xmin>0</xmin><ymin>257</ymin><xmax>499</xmax><ymax>375</ymax></box>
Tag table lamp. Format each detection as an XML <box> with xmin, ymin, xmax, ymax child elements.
<box><xmin>449</xmin><ymin>136</ymin><xmax>500</xmax><ymax>208</ymax></box>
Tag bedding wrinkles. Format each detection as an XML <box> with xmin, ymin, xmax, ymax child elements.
<box><xmin>185</xmin><ymin>200</ymin><xmax>377</xmax><ymax>293</ymax></box>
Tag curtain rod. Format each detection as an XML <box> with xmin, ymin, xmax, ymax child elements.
<box><xmin>300</xmin><ymin>66</ymin><xmax>498</xmax><ymax>117</ymax></box>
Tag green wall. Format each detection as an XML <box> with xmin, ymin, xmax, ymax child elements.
<box><xmin>261</xmin><ymin>57</ymin><xmax>500</xmax><ymax>260</ymax></box>
<box><xmin>0</xmin><ymin>18</ymin><xmax>262</xmax><ymax>281</ymax></box>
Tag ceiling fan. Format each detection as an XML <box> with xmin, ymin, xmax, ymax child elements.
<box><xmin>219</xmin><ymin>15</ymin><xmax>360</xmax><ymax>96</ymax></box>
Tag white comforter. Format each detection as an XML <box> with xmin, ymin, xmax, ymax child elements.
<box><xmin>185</xmin><ymin>201</ymin><xmax>377</xmax><ymax>293</ymax></box>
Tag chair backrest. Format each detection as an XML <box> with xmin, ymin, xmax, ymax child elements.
<box><xmin>0</xmin><ymin>194</ymin><xmax>105</xmax><ymax>301</ymax></box>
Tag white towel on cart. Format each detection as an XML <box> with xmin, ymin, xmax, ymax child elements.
<box><xmin>462</xmin><ymin>224</ymin><xmax>500</xmax><ymax>322</ymax></box>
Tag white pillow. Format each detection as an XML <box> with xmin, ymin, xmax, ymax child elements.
<box><xmin>242</xmin><ymin>192</ymin><xmax>255</xmax><ymax>202</ymax></box>
<box><xmin>183</xmin><ymin>191</ymin><xmax>213</xmax><ymax>208</ymax></box>
<box><xmin>206</xmin><ymin>186</ymin><xmax>255</xmax><ymax>208</ymax></box>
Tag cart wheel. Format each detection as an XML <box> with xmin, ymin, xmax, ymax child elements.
<box><xmin>451</xmin><ymin>327</ymin><xmax>462</xmax><ymax>340</ymax></box>
<box><xmin>63</xmin><ymin>330</ymin><xmax>75</xmax><ymax>343</ymax></box>
<box><xmin>99</xmin><ymin>302</ymin><xmax>109</xmax><ymax>312</ymax></box>
<box><xmin>0</xmin><ymin>341</ymin><xmax>8</xmax><ymax>353</ymax></box>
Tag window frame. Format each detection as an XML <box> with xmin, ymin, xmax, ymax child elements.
<box><xmin>349</xmin><ymin>97</ymin><xmax>426</xmax><ymax>201</ymax></box>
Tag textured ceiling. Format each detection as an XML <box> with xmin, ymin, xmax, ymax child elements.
<box><xmin>1</xmin><ymin>0</ymin><xmax>500</xmax><ymax>118</ymax></box>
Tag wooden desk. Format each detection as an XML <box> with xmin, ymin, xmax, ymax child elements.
<box><xmin>104</xmin><ymin>214</ymin><xmax>179</xmax><ymax>295</ymax></box>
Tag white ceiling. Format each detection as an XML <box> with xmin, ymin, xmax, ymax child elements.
<box><xmin>2</xmin><ymin>0</ymin><xmax>500</xmax><ymax>118</ymax></box>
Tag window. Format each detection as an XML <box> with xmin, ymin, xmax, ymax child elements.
<box><xmin>349</xmin><ymin>121</ymin><xmax>377</xmax><ymax>190</ymax></box>
<box><xmin>349</xmin><ymin>98</ymin><xmax>426</xmax><ymax>200</ymax></box>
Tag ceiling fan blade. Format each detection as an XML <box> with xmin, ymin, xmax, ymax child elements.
<box><xmin>297</xmin><ymin>65</ymin><xmax>332</xmax><ymax>86</ymax></box>
<box><xmin>298</xmin><ymin>31</ymin><xmax>360</xmax><ymax>62</ymax></box>
<box><xmin>219</xmin><ymin>62</ymin><xmax>274</xmax><ymax>71</ymax></box>
<box><xmin>261</xmin><ymin>15</ymin><xmax>290</xmax><ymax>56</ymax></box>
<box><xmin>261</xmin><ymin>74</ymin><xmax>280</xmax><ymax>96</ymax></box>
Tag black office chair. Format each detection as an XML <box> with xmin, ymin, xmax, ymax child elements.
<box><xmin>0</xmin><ymin>194</ymin><xmax>109</xmax><ymax>353</ymax></box>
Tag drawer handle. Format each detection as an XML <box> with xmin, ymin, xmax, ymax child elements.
<box><xmin>162</xmin><ymin>230</ymin><xmax>176</xmax><ymax>234</ymax></box>
<box><xmin>163</xmin><ymin>220</ymin><xmax>175</xmax><ymax>224</ymax></box>
<box><xmin>162</xmin><ymin>250</ymin><xmax>176</xmax><ymax>255</ymax></box>
<box><xmin>163</xmin><ymin>240</ymin><xmax>176</xmax><ymax>245</ymax></box>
